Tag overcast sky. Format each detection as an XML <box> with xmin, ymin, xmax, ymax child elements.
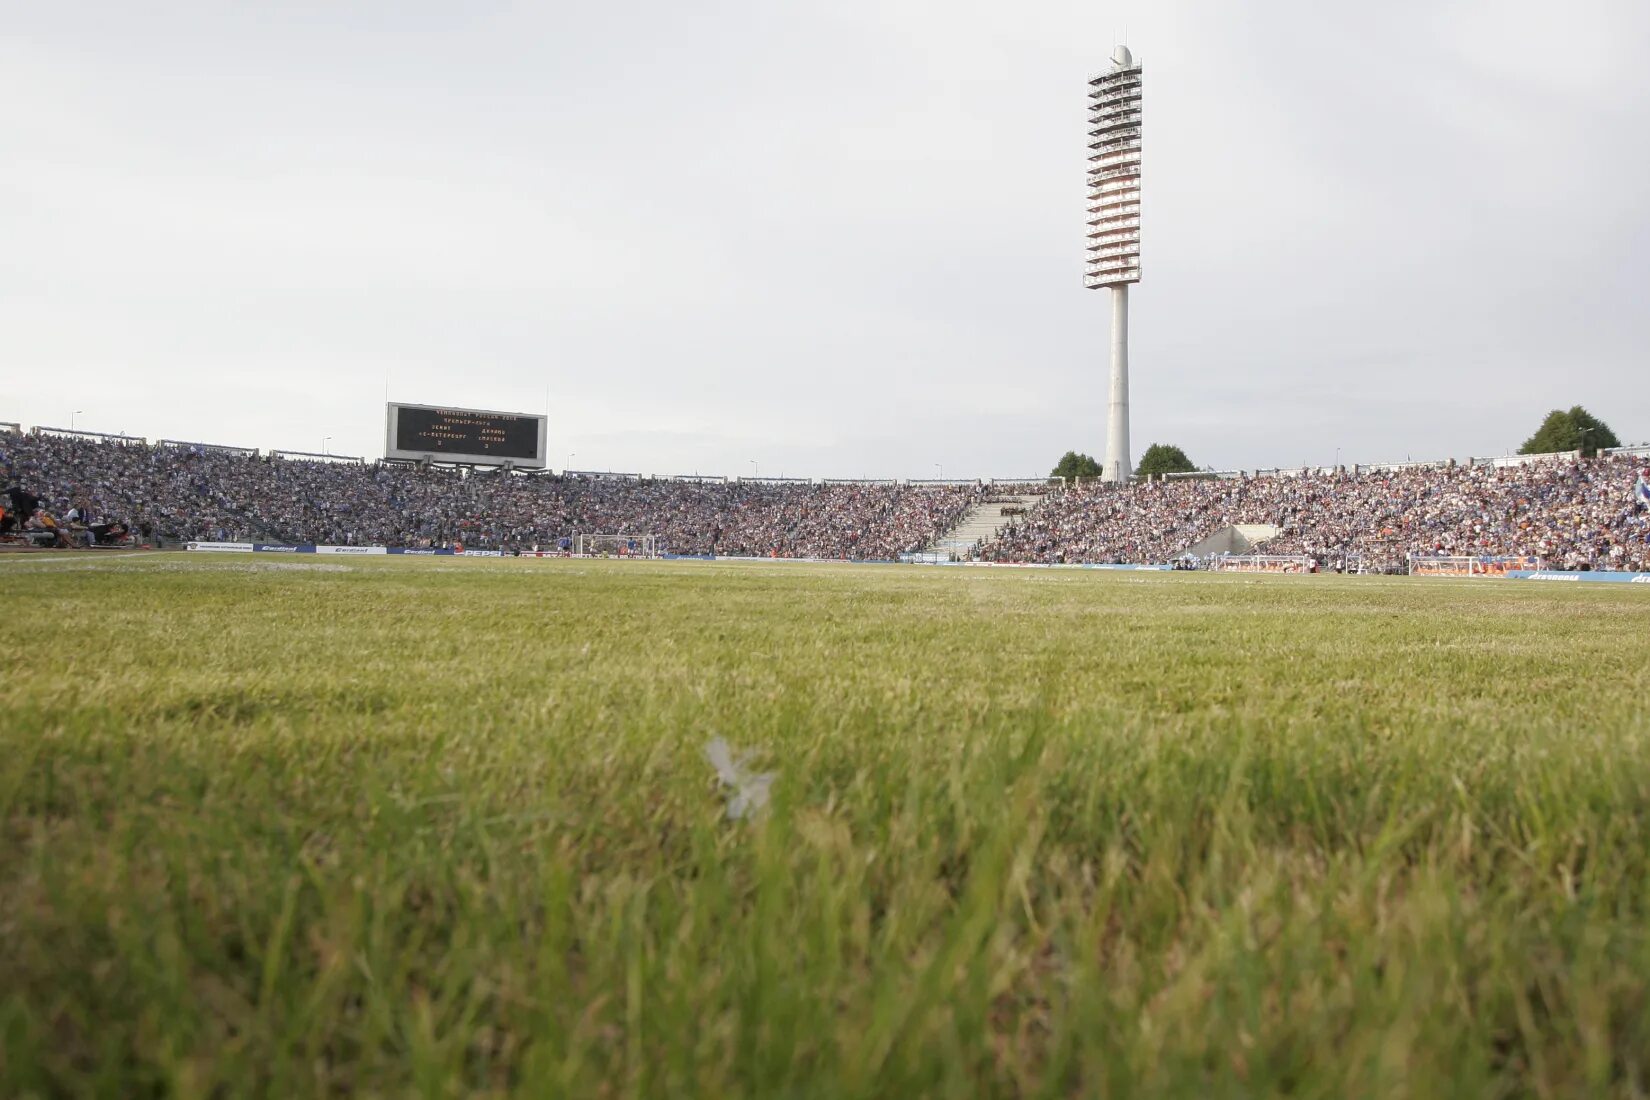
<box><xmin>4</xmin><ymin>1</ymin><xmax>1647</xmax><ymax>477</ymax></box>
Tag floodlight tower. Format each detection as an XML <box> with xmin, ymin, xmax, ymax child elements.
<box><xmin>1086</xmin><ymin>45</ymin><xmax>1142</xmax><ymax>482</ymax></box>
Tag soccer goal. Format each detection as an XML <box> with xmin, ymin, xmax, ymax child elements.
<box><xmin>575</xmin><ymin>533</ymin><xmax>660</xmax><ymax>558</ymax></box>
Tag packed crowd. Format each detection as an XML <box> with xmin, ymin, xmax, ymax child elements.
<box><xmin>6</xmin><ymin>429</ymin><xmax>1648</xmax><ymax>570</ymax></box>
<box><xmin>0</xmin><ymin>431</ymin><xmax>977</xmax><ymax>559</ymax></box>
<box><xmin>980</xmin><ymin>455</ymin><xmax>1650</xmax><ymax>572</ymax></box>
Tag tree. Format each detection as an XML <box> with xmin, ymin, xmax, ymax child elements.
<box><xmin>1135</xmin><ymin>443</ymin><xmax>1197</xmax><ymax>478</ymax></box>
<box><xmin>1518</xmin><ymin>406</ymin><xmax>1621</xmax><ymax>458</ymax></box>
<box><xmin>1050</xmin><ymin>451</ymin><xmax>1102</xmax><ymax>479</ymax></box>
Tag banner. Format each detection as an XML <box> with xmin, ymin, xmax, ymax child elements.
<box><xmin>185</xmin><ymin>541</ymin><xmax>253</xmax><ymax>553</ymax></box>
<box><xmin>386</xmin><ymin>547</ymin><xmax>455</xmax><ymax>556</ymax></box>
<box><xmin>314</xmin><ymin>545</ymin><xmax>387</xmax><ymax>556</ymax></box>
<box><xmin>1079</xmin><ymin>563</ymin><xmax>1174</xmax><ymax>571</ymax></box>
<box><xmin>1209</xmin><ymin>555</ymin><xmax>1314</xmax><ymax>574</ymax></box>
<box><xmin>252</xmin><ymin>543</ymin><xmax>314</xmax><ymax>553</ymax></box>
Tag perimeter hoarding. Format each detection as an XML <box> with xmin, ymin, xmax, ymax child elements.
<box><xmin>384</xmin><ymin>403</ymin><xmax>548</xmax><ymax>468</ymax></box>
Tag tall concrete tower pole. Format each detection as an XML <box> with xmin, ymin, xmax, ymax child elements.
<box><xmin>1085</xmin><ymin>45</ymin><xmax>1141</xmax><ymax>483</ymax></box>
<box><xmin>1107</xmin><ymin>284</ymin><xmax>1130</xmax><ymax>480</ymax></box>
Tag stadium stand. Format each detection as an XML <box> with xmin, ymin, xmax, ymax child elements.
<box><xmin>981</xmin><ymin>455</ymin><xmax>1650</xmax><ymax>572</ymax></box>
<box><xmin>0</xmin><ymin>430</ymin><xmax>976</xmax><ymax>558</ymax></box>
<box><xmin>2</xmin><ymin>425</ymin><xmax>1646</xmax><ymax>570</ymax></box>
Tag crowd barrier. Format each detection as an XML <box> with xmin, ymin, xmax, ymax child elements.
<box><xmin>1208</xmin><ymin>555</ymin><xmax>1314</xmax><ymax>574</ymax></box>
<box><xmin>188</xmin><ymin>541</ymin><xmax>453</xmax><ymax>556</ymax></box>
<box><xmin>177</xmin><ymin>543</ymin><xmax>1649</xmax><ymax>582</ymax></box>
<box><xmin>1505</xmin><ymin>571</ymin><xmax>1650</xmax><ymax>584</ymax></box>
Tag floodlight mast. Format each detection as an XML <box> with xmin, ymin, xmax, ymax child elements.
<box><xmin>1086</xmin><ymin>44</ymin><xmax>1142</xmax><ymax>483</ymax></box>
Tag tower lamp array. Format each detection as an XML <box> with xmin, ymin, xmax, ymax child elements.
<box><xmin>1086</xmin><ymin>45</ymin><xmax>1142</xmax><ymax>482</ymax></box>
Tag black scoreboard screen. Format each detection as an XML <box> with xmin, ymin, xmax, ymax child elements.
<box><xmin>384</xmin><ymin>403</ymin><xmax>547</xmax><ymax>467</ymax></box>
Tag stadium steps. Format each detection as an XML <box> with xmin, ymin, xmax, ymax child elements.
<box><xmin>924</xmin><ymin>496</ymin><xmax>1038</xmax><ymax>561</ymax></box>
<box><xmin>1179</xmin><ymin>523</ymin><xmax>1281</xmax><ymax>559</ymax></box>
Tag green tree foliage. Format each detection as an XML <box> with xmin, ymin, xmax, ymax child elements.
<box><xmin>1518</xmin><ymin>406</ymin><xmax>1621</xmax><ymax>458</ymax></box>
<box><xmin>1050</xmin><ymin>451</ymin><xmax>1103</xmax><ymax>479</ymax></box>
<box><xmin>1135</xmin><ymin>443</ymin><xmax>1197</xmax><ymax>478</ymax></box>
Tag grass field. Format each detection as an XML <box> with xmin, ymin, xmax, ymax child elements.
<box><xmin>4</xmin><ymin>555</ymin><xmax>1650</xmax><ymax>1098</ymax></box>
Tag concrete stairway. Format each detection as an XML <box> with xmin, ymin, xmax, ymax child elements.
<box><xmin>923</xmin><ymin>496</ymin><xmax>1038</xmax><ymax>561</ymax></box>
<box><xmin>1179</xmin><ymin>523</ymin><xmax>1280</xmax><ymax>559</ymax></box>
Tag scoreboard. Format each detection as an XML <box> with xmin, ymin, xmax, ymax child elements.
<box><xmin>384</xmin><ymin>403</ymin><xmax>548</xmax><ymax>468</ymax></box>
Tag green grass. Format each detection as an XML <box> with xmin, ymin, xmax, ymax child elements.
<box><xmin>3</xmin><ymin>555</ymin><xmax>1650</xmax><ymax>1098</ymax></box>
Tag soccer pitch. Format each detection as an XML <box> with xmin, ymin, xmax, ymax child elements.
<box><xmin>4</xmin><ymin>556</ymin><xmax>1649</xmax><ymax>1097</ymax></box>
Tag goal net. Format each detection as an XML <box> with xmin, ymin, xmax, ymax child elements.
<box><xmin>1408</xmin><ymin>554</ymin><xmax>1540</xmax><ymax>577</ymax></box>
<box><xmin>575</xmin><ymin>533</ymin><xmax>660</xmax><ymax>558</ymax></box>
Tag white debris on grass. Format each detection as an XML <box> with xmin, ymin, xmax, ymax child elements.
<box><xmin>703</xmin><ymin>738</ymin><xmax>775</xmax><ymax>820</ymax></box>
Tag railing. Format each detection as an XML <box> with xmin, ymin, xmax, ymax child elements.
<box><xmin>1355</xmin><ymin>460</ymin><xmax>1441</xmax><ymax>474</ymax></box>
<box><xmin>1469</xmin><ymin>450</ymin><xmax>1580</xmax><ymax>469</ymax></box>
<box><xmin>1089</xmin><ymin>85</ymin><xmax>1142</xmax><ymax>105</ymax></box>
<box><xmin>158</xmin><ymin>438</ymin><xmax>259</xmax><ymax>457</ymax></box>
<box><xmin>1088</xmin><ymin>113</ymin><xmax>1142</xmax><ymax>129</ymax></box>
<box><xmin>271</xmin><ymin>449</ymin><xmax>364</xmax><ymax>464</ymax></box>
<box><xmin>32</xmin><ymin>421</ymin><xmax>1634</xmax><ymax>490</ymax></box>
<box><xmin>1090</xmin><ymin>180</ymin><xmax>1142</xmax><ymax>197</ymax></box>
<box><xmin>1090</xmin><ymin>97</ymin><xmax>1143</xmax><ymax>116</ymax></box>
<box><xmin>1088</xmin><ymin>220</ymin><xmax>1142</xmax><ymax>235</ymax></box>
<box><xmin>32</xmin><ymin>427</ymin><xmax>146</xmax><ymax>443</ymax></box>
<box><xmin>1089</xmin><ymin>165</ymin><xmax>1141</xmax><ymax>183</ymax></box>
<box><xmin>1088</xmin><ymin>141</ymin><xmax>1142</xmax><ymax>158</ymax></box>
<box><xmin>1088</xmin><ymin>68</ymin><xmax>1142</xmax><ymax>86</ymax></box>
<box><xmin>1089</xmin><ymin>113</ymin><xmax>1142</xmax><ymax>135</ymax></box>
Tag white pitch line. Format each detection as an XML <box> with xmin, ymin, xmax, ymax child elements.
<box><xmin>0</xmin><ymin>551</ymin><xmax>173</xmax><ymax>567</ymax></box>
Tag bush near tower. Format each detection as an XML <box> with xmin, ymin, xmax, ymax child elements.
<box><xmin>1049</xmin><ymin>451</ymin><xmax>1103</xmax><ymax>479</ymax></box>
<box><xmin>1135</xmin><ymin>443</ymin><xmax>1197</xmax><ymax>478</ymax></box>
<box><xmin>1519</xmin><ymin>406</ymin><xmax>1620</xmax><ymax>457</ymax></box>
